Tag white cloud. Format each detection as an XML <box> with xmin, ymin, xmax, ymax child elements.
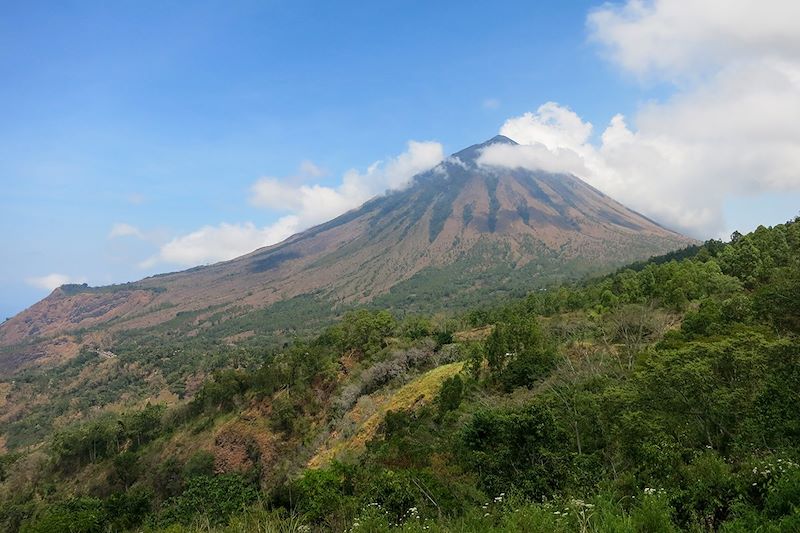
<box><xmin>479</xmin><ymin>102</ymin><xmax>595</xmax><ymax>179</ymax></box>
<box><xmin>109</xmin><ymin>223</ymin><xmax>144</xmax><ymax>239</ymax></box>
<box><xmin>25</xmin><ymin>273</ymin><xmax>87</xmax><ymax>291</ymax></box>
<box><xmin>349</xmin><ymin>140</ymin><xmax>445</xmax><ymax>191</ymax></box>
<box><xmin>480</xmin><ymin>1</ymin><xmax>800</xmax><ymax>237</ymax></box>
<box><xmin>249</xmin><ymin>140</ymin><xmax>443</xmax><ymax>229</ymax></box>
<box><xmin>146</xmin><ymin>141</ymin><xmax>444</xmax><ymax>267</ymax></box>
<box><xmin>587</xmin><ymin>0</ymin><xmax>800</xmax><ymax>80</ymax></box>
<box><xmin>479</xmin><ymin>141</ymin><xmax>587</xmax><ymax>176</ymax></box>
<box><xmin>142</xmin><ymin>219</ymin><xmax>299</xmax><ymax>268</ymax></box>
<box><xmin>498</xmin><ymin>102</ymin><xmax>593</xmax><ymax>152</ymax></box>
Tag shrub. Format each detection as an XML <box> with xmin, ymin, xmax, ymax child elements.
<box><xmin>764</xmin><ymin>468</ymin><xmax>800</xmax><ymax>519</ymax></box>
<box><xmin>293</xmin><ymin>464</ymin><xmax>357</xmax><ymax>527</ymax></box>
<box><xmin>152</xmin><ymin>457</ymin><xmax>184</xmax><ymax>500</ymax></box>
<box><xmin>460</xmin><ymin>402</ymin><xmax>568</xmax><ymax>498</ymax></box>
<box><xmin>678</xmin><ymin>452</ymin><xmax>736</xmax><ymax>529</ymax></box>
<box><xmin>110</xmin><ymin>451</ymin><xmax>140</xmax><ymax>490</ymax></box>
<box><xmin>436</xmin><ymin>374</ymin><xmax>464</xmax><ymax>416</ymax></box>
<box><xmin>156</xmin><ymin>474</ymin><xmax>258</xmax><ymax>527</ymax></box>
<box><xmin>484</xmin><ymin>315</ymin><xmax>556</xmax><ymax>390</ymax></box>
<box><xmin>103</xmin><ymin>487</ymin><xmax>152</xmax><ymax>531</ymax></box>
<box><xmin>21</xmin><ymin>497</ymin><xmax>106</xmax><ymax>533</ymax></box>
<box><xmin>631</xmin><ymin>493</ymin><xmax>677</xmax><ymax>533</ymax></box>
<box><xmin>184</xmin><ymin>450</ymin><xmax>215</xmax><ymax>479</ymax></box>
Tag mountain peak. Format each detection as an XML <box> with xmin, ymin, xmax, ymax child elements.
<box><xmin>451</xmin><ymin>134</ymin><xmax>518</xmax><ymax>163</ymax></box>
<box><xmin>485</xmin><ymin>134</ymin><xmax>518</xmax><ymax>146</ymax></box>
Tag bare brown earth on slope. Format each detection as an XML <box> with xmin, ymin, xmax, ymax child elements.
<box><xmin>0</xmin><ymin>136</ymin><xmax>694</xmax><ymax>373</ymax></box>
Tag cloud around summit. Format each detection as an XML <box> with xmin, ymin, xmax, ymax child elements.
<box><xmin>143</xmin><ymin>141</ymin><xmax>444</xmax><ymax>267</ymax></box>
<box><xmin>478</xmin><ymin>0</ymin><xmax>800</xmax><ymax>237</ymax></box>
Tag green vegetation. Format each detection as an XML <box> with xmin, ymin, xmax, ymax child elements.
<box><xmin>1</xmin><ymin>216</ymin><xmax>799</xmax><ymax>531</ymax></box>
<box><xmin>51</xmin><ymin>404</ymin><xmax>164</xmax><ymax>471</ymax></box>
<box><xmin>371</xmin><ymin>237</ymin><xmax>582</xmax><ymax>313</ymax></box>
<box><xmin>58</xmin><ymin>283</ymin><xmax>166</xmax><ymax>296</ymax></box>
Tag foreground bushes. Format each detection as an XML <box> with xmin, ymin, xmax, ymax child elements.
<box><xmin>21</xmin><ymin>488</ymin><xmax>151</xmax><ymax>533</ymax></box>
<box><xmin>6</xmin><ymin>218</ymin><xmax>800</xmax><ymax>532</ymax></box>
<box><xmin>155</xmin><ymin>474</ymin><xmax>259</xmax><ymax>528</ymax></box>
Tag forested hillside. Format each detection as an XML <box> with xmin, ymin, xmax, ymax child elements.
<box><xmin>1</xmin><ymin>217</ymin><xmax>798</xmax><ymax>532</ymax></box>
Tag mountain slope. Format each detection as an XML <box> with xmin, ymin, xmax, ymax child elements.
<box><xmin>0</xmin><ymin>135</ymin><xmax>693</xmax><ymax>371</ymax></box>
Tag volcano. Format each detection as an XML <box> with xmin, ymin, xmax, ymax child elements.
<box><xmin>0</xmin><ymin>135</ymin><xmax>693</xmax><ymax>372</ymax></box>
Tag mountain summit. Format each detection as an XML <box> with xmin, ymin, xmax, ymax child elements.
<box><xmin>0</xmin><ymin>137</ymin><xmax>693</xmax><ymax>371</ymax></box>
<box><xmin>451</xmin><ymin>134</ymin><xmax>518</xmax><ymax>163</ymax></box>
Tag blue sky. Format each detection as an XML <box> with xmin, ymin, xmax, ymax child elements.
<box><xmin>2</xmin><ymin>0</ymin><xmax>800</xmax><ymax>319</ymax></box>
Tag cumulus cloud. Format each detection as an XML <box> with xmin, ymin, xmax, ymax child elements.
<box><xmin>109</xmin><ymin>223</ymin><xmax>144</xmax><ymax>239</ymax></box>
<box><xmin>249</xmin><ymin>179</ymin><xmax>356</xmax><ymax>227</ymax></box>
<box><xmin>249</xmin><ymin>140</ymin><xmax>443</xmax><ymax>229</ymax></box>
<box><xmin>481</xmin><ymin>1</ymin><xmax>800</xmax><ymax>237</ymax></box>
<box><xmin>479</xmin><ymin>103</ymin><xmax>594</xmax><ymax>177</ymax></box>
<box><xmin>141</xmin><ymin>219</ymin><xmax>299</xmax><ymax>268</ymax></box>
<box><xmin>145</xmin><ymin>141</ymin><xmax>444</xmax><ymax>267</ymax></box>
<box><xmin>479</xmin><ymin>140</ymin><xmax>587</xmax><ymax>176</ymax></box>
<box><xmin>486</xmin><ymin>102</ymin><xmax>731</xmax><ymax>233</ymax></box>
<box><xmin>25</xmin><ymin>273</ymin><xmax>87</xmax><ymax>291</ymax></box>
<box><xmin>587</xmin><ymin>0</ymin><xmax>800</xmax><ymax>80</ymax></box>
<box><xmin>499</xmin><ymin>102</ymin><xmax>593</xmax><ymax>151</ymax></box>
